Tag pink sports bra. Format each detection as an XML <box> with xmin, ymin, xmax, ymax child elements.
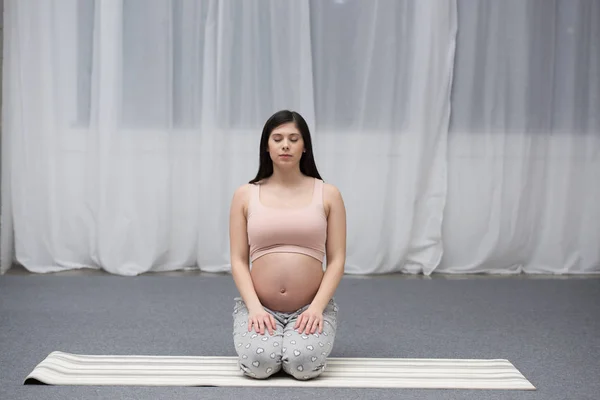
<box><xmin>247</xmin><ymin>178</ymin><xmax>327</xmax><ymax>263</ymax></box>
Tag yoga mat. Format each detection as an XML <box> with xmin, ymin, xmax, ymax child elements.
<box><xmin>24</xmin><ymin>351</ymin><xmax>535</xmax><ymax>390</ymax></box>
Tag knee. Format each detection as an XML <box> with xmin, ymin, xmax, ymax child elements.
<box><xmin>238</xmin><ymin>352</ymin><xmax>281</xmax><ymax>379</ymax></box>
<box><xmin>283</xmin><ymin>353</ymin><xmax>327</xmax><ymax>380</ymax></box>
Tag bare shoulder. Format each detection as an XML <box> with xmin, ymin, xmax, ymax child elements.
<box><xmin>233</xmin><ymin>183</ymin><xmax>254</xmax><ymax>198</ymax></box>
<box><xmin>323</xmin><ymin>182</ymin><xmax>342</xmax><ymax>199</ymax></box>
<box><xmin>231</xmin><ymin>183</ymin><xmax>255</xmax><ymax>214</ymax></box>
<box><xmin>322</xmin><ymin>182</ymin><xmax>345</xmax><ymax>215</ymax></box>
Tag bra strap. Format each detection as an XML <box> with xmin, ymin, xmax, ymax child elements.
<box><xmin>312</xmin><ymin>178</ymin><xmax>324</xmax><ymax>205</ymax></box>
<box><xmin>248</xmin><ymin>183</ymin><xmax>261</xmax><ymax>215</ymax></box>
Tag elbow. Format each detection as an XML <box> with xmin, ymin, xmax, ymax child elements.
<box><xmin>230</xmin><ymin>257</ymin><xmax>249</xmax><ymax>273</ymax></box>
<box><xmin>326</xmin><ymin>256</ymin><xmax>345</xmax><ymax>274</ymax></box>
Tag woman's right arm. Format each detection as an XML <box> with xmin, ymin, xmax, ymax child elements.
<box><xmin>229</xmin><ymin>184</ymin><xmax>276</xmax><ymax>335</ymax></box>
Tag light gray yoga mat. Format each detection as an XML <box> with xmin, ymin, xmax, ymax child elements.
<box><xmin>24</xmin><ymin>351</ymin><xmax>536</xmax><ymax>390</ymax></box>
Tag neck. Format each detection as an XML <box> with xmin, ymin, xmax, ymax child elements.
<box><xmin>269</xmin><ymin>167</ymin><xmax>306</xmax><ymax>186</ymax></box>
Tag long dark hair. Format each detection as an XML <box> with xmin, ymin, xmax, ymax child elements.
<box><xmin>249</xmin><ymin>110</ymin><xmax>323</xmax><ymax>184</ymax></box>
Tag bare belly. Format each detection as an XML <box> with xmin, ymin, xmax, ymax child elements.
<box><xmin>251</xmin><ymin>253</ymin><xmax>324</xmax><ymax>312</ymax></box>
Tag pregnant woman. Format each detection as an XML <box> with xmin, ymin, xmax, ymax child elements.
<box><xmin>228</xmin><ymin>110</ymin><xmax>347</xmax><ymax>380</ymax></box>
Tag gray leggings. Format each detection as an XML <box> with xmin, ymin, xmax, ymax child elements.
<box><xmin>232</xmin><ymin>297</ymin><xmax>338</xmax><ymax>380</ymax></box>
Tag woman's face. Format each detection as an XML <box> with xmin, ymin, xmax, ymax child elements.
<box><xmin>267</xmin><ymin>122</ymin><xmax>305</xmax><ymax>167</ymax></box>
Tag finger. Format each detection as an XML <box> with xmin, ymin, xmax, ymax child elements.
<box><xmin>300</xmin><ymin>317</ymin><xmax>308</xmax><ymax>333</ymax></box>
<box><xmin>303</xmin><ymin>317</ymin><xmax>313</xmax><ymax>334</ymax></box>
<box><xmin>308</xmin><ymin>318</ymin><xmax>317</xmax><ymax>334</ymax></box>
<box><xmin>257</xmin><ymin>318</ymin><xmax>264</xmax><ymax>335</ymax></box>
<box><xmin>318</xmin><ymin>318</ymin><xmax>323</xmax><ymax>334</ymax></box>
<box><xmin>294</xmin><ymin>314</ymin><xmax>303</xmax><ymax>331</ymax></box>
<box><xmin>270</xmin><ymin>315</ymin><xmax>277</xmax><ymax>335</ymax></box>
<box><xmin>294</xmin><ymin>314</ymin><xmax>303</xmax><ymax>330</ymax></box>
<box><xmin>298</xmin><ymin>316</ymin><xmax>308</xmax><ymax>333</ymax></box>
<box><xmin>308</xmin><ymin>318</ymin><xmax>318</xmax><ymax>334</ymax></box>
<box><xmin>264</xmin><ymin>316</ymin><xmax>273</xmax><ymax>335</ymax></box>
<box><xmin>247</xmin><ymin>317</ymin><xmax>253</xmax><ymax>332</ymax></box>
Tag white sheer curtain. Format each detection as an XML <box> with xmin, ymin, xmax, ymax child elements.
<box><xmin>310</xmin><ymin>1</ymin><xmax>456</xmax><ymax>274</ymax></box>
<box><xmin>440</xmin><ymin>0</ymin><xmax>600</xmax><ymax>274</ymax></box>
<box><xmin>1</xmin><ymin>0</ymin><xmax>455</xmax><ymax>275</ymax></box>
<box><xmin>2</xmin><ymin>0</ymin><xmax>598</xmax><ymax>276</ymax></box>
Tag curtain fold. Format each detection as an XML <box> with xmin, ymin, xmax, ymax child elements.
<box><xmin>2</xmin><ymin>0</ymin><xmax>598</xmax><ymax>276</ymax></box>
<box><xmin>440</xmin><ymin>0</ymin><xmax>600</xmax><ymax>274</ymax></box>
<box><xmin>309</xmin><ymin>0</ymin><xmax>456</xmax><ymax>274</ymax></box>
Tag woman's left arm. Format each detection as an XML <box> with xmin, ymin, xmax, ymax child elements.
<box><xmin>310</xmin><ymin>183</ymin><xmax>347</xmax><ymax>312</ymax></box>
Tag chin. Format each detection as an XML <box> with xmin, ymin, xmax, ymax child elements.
<box><xmin>274</xmin><ymin>160</ymin><xmax>299</xmax><ymax>168</ymax></box>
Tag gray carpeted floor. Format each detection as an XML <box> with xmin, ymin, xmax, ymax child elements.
<box><xmin>1</xmin><ymin>274</ymin><xmax>599</xmax><ymax>400</ymax></box>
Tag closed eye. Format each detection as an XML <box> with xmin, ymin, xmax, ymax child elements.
<box><xmin>273</xmin><ymin>136</ymin><xmax>300</xmax><ymax>142</ymax></box>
